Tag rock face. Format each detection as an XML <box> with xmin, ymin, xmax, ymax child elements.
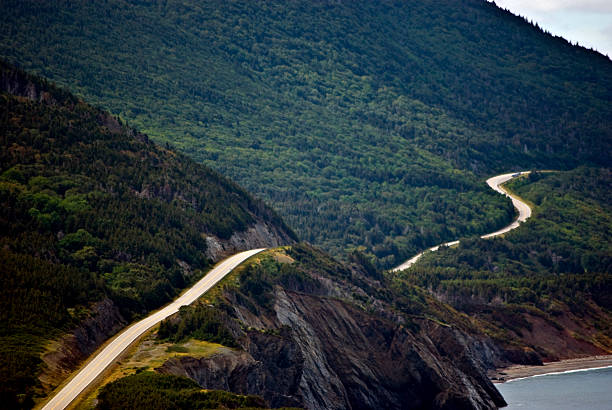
<box><xmin>157</xmin><ymin>247</ymin><xmax>508</xmax><ymax>410</ymax></box>
<box><xmin>39</xmin><ymin>298</ymin><xmax>127</xmax><ymax>391</ymax></box>
<box><xmin>159</xmin><ymin>329</ymin><xmax>305</xmax><ymax>408</ymax></box>
<box><xmin>205</xmin><ymin>222</ymin><xmax>294</xmax><ymax>261</ymax></box>
<box><xmin>160</xmin><ymin>287</ymin><xmax>506</xmax><ymax>409</ymax></box>
<box><xmin>37</xmin><ymin>219</ymin><xmax>292</xmax><ymax>394</ymax></box>
<box><xmin>273</xmin><ymin>289</ymin><xmax>503</xmax><ymax>410</ymax></box>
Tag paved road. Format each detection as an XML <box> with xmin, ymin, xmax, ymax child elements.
<box><xmin>391</xmin><ymin>172</ymin><xmax>531</xmax><ymax>272</ymax></box>
<box><xmin>41</xmin><ymin>248</ymin><xmax>266</xmax><ymax>410</ymax></box>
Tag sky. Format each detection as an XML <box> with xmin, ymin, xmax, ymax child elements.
<box><xmin>489</xmin><ymin>0</ymin><xmax>612</xmax><ymax>57</ymax></box>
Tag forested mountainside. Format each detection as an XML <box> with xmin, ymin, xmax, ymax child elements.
<box><xmin>49</xmin><ymin>172</ymin><xmax>612</xmax><ymax>410</ymax></box>
<box><xmin>0</xmin><ymin>61</ymin><xmax>295</xmax><ymax>408</ymax></box>
<box><xmin>404</xmin><ymin>169</ymin><xmax>612</xmax><ymax>362</ymax></box>
<box><xmin>89</xmin><ymin>245</ymin><xmax>508</xmax><ymax>410</ymax></box>
<box><xmin>2</xmin><ymin>0</ymin><xmax>610</xmax><ymax>267</ymax></box>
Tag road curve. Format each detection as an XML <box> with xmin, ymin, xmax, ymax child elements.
<box><xmin>391</xmin><ymin>172</ymin><xmax>531</xmax><ymax>272</ymax></box>
<box><xmin>41</xmin><ymin>248</ymin><xmax>266</xmax><ymax>410</ymax></box>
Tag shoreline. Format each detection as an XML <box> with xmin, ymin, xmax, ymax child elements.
<box><xmin>490</xmin><ymin>355</ymin><xmax>612</xmax><ymax>383</ymax></box>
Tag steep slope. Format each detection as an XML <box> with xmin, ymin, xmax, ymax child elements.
<box><xmin>402</xmin><ymin>169</ymin><xmax>612</xmax><ymax>362</ymax></box>
<box><xmin>1</xmin><ymin>0</ymin><xmax>610</xmax><ymax>266</ymax></box>
<box><xmin>96</xmin><ymin>373</ymin><xmax>270</xmax><ymax>410</ymax></box>
<box><xmin>94</xmin><ymin>245</ymin><xmax>508</xmax><ymax>410</ymax></box>
<box><xmin>0</xmin><ymin>61</ymin><xmax>295</xmax><ymax>408</ymax></box>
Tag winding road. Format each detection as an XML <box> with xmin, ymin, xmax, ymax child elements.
<box><xmin>391</xmin><ymin>172</ymin><xmax>531</xmax><ymax>272</ymax></box>
<box><xmin>41</xmin><ymin>248</ymin><xmax>266</xmax><ymax>410</ymax></box>
<box><xmin>42</xmin><ymin>172</ymin><xmax>532</xmax><ymax>408</ymax></box>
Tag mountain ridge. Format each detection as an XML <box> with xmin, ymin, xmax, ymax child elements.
<box><xmin>0</xmin><ymin>60</ymin><xmax>294</xmax><ymax>408</ymax></box>
<box><xmin>2</xmin><ymin>0</ymin><xmax>609</xmax><ymax>267</ymax></box>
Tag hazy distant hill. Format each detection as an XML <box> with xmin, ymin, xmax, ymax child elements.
<box><xmin>1</xmin><ymin>0</ymin><xmax>610</xmax><ymax>266</ymax></box>
<box><xmin>0</xmin><ymin>61</ymin><xmax>294</xmax><ymax>408</ymax></box>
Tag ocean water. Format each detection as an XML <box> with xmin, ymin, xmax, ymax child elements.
<box><xmin>496</xmin><ymin>366</ymin><xmax>612</xmax><ymax>409</ymax></box>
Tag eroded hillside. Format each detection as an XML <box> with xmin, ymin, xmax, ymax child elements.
<box><xmin>95</xmin><ymin>245</ymin><xmax>508</xmax><ymax>410</ymax></box>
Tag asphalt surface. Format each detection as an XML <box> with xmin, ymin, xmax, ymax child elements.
<box><xmin>41</xmin><ymin>248</ymin><xmax>266</xmax><ymax>410</ymax></box>
<box><xmin>391</xmin><ymin>172</ymin><xmax>531</xmax><ymax>272</ymax></box>
<box><xmin>42</xmin><ymin>173</ymin><xmax>533</xmax><ymax>408</ymax></box>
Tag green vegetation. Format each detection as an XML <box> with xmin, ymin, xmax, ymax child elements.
<box><xmin>237</xmin><ymin>244</ymin><xmax>351</xmax><ymax>309</ymax></box>
<box><xmin>2</xmin><ymin>0</ymin><xmax>609</xmax><ymax>266</ymax></box>
<box><xmin>234</xmin><ymin>245</ymin><xmax>472</xmax><ymax>333</ymax></box>
<box><xmin>96</xmin><ymin>372</ymin><xmax>267</xmax><ymax>410</ymax></box>
<box><xmin>1</xmin><ymin>0</ymin><xmax>611</xmax><ymax>404</ymax></box>
<box><xmin>0</xmin><ymin>61</ymin><xmax>291</xmax><ymax>408</ymax></box>
<box><xmin>402</xmin><ymin>168</ymin><xmax>612</xmax><ymax>351</ymax></box>
<box><xmin>158</xmin><ymin>305</ymin><xmax>237</xmax><ymax>348</ymax></box>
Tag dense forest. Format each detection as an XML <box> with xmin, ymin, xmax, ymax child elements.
<box><xmin>400</xmin><ymin>168</ymin><xmax>612</xmax><ymax>358</ymax></box>
<box><xmin>0</xmin><ymin>60</ymin><xmax>293</xmax><ymax>408</ymax></box>
<box><xmin>1</xmin><ymin>0</ymin><xmax>611</xmax><ymax>407</ymax></box>
<box><xmin>1</xmin><ymin>0</ymin><xmax>609</xmax><ymax>266</ymax></box>
<box><xmin>82</xmin><ymin>179</ymin><xmax>612</xmax><ymax>406</ymax></box>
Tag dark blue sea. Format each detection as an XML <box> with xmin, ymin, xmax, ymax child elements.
<box><xmin>497</xmin><ymin>366</ymin><xmax>612</xmax><ymax>409</ymax></box>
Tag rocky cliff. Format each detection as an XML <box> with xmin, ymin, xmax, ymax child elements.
<box><xmin>37</xmin><ymin>223</ymin><xmax>293</xmax><ymax>396</ymax></box>
<box><xmin>154</xmin><ymin>245</ymin><xmax>507</xmax><ymax>409</ymax></box>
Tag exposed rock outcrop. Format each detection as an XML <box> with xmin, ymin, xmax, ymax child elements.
<box><xmin>205</xmin><ymin>222</ymin><xmax>294</xmax><ymax>261</ymax></box>
<box><xmin>39</xmin><ymin>298</ymin><xmax>126</xmax><ymax>391</ymax></box>
<box><xmin>159</xmin><ymin>329</ymin><xmax>304</xmax><ymax>408</ymax></box>
<box><xmin>157</xmin><ymin>246</ymin><xmax>508</xmax><ymax>409</ymax></box>
<box><xmin>161</xmin><ymin>286</ymin><xmax>507</xmax><ymax>409</ymax></box>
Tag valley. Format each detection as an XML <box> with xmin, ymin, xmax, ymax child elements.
<box><xmin>43</xmin><ymin>171</ymin><xmax>531</xmax><ymax>409</ymax></box>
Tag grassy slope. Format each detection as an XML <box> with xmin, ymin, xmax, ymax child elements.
<box><xmin>1</xmin><ymin>0</ymin><xmax>609</xmax><ymax>266</ymax></box>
